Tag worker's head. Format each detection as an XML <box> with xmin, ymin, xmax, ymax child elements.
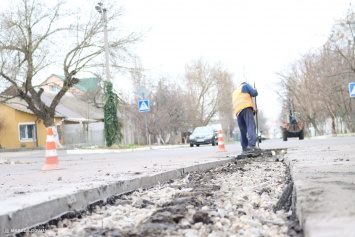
<box><xmin>241</xmin><ymin>82</ymin><xmax>246</xmax><ymax>85</ymax></box>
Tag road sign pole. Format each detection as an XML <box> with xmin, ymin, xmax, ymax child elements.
<box><xmin>144</xmin><ymin>113</ymin><xmax>150</xmax><ymax>146</ymax></box>
<box><xmin>136</xmin><ymin>86</ymin><xmax>151</xmax><ymax>146</ymax></box>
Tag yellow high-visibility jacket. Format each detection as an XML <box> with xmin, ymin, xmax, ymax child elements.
<box><xmin>232</xmin><ymin>85</ymin><xmax>254</xmax><ymax>116</ymax></box>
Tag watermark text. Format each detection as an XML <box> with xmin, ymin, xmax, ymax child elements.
<box><xmin>4</xmin><ymin>228</ymin><xmax>47</xmax><ymax>234</ymax></box>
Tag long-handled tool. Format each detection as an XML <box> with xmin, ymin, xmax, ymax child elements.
<box><xmin>254</xmin><ymin>82</ymin><xmax>259</xmax><ymax>147</ymax></box>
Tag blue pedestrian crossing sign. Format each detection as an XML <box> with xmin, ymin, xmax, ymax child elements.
<box><xmin>138</xmin><ymin>100</ymin><xmax>150</xmax><ymax>112</ymax></box>
<box><xmin>350</xmin><ymin>82</ymin><xmax>355</xmax><ymax>97</ymax></box>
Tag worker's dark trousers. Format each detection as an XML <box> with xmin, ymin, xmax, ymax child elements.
<box><xmin>237</xmin><ymin>107</ymin><xmax>257</xmax><ymax>151</ymax></box>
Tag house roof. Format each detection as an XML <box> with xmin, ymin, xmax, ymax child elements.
<box><xmin>42</xmin><ymin>91</ymin><xmax>104</xmax><ymax>120</ymax></box>
<box><xmin>2</xmin><ymin>91</ymin><xmax>104</xmax><ymax>121</ymax></box>
<box><xmin>3</xmin><ymin>97</ymin><xmax>63</xmax><ymax>117</ymax></box>
<box><xmin>52</xmin><ymin>74</ymin><xmax>99</xmax><ymax>92</ymax></box>
<box><xmin>4</xmin><ymin>97</ymin><xmax>36</xmax><ymax>114</ymax></box>
<box><xmin>1</xmin><ymin>75</ymin><xmax>99</xmax><ymax>97</ymax></box>
<box><xmin>1</xmin><ymin>86</ymin><xmax>20</xmax><ymax>97</ymax></box>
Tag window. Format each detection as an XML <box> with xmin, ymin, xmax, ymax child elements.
<box><xmin>49</xmin><ymin>85</ymin><xmax>60</xmax><ymax>92</ymax></box>
<box><xmin>19</xmin><ymin>123</ymin><xmax>36</xmax><ymax>142</ymax></box>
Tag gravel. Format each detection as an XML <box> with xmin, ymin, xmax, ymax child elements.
<box><xmin>21</xmin><ymin>154</ymin><xmax>302</xmax><ymax>237</ymax></box>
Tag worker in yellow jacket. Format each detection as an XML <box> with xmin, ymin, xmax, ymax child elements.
<box><xmin>232</xmin><ymin>82</ymin><xmax>262</xmax><ymax>157</ymax></box>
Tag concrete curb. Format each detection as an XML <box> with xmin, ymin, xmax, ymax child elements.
<box><xmin>66</xmin><ymin>145</ymin><xmax>189</xmax><ymax>155</ymax></box>
<box><xmin>1</xmin><ymin>158</ymin><xmax>233</xmax><ymax>232</ymax></box>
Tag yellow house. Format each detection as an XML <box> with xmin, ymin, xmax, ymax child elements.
<box><xmin>0</xmin><ymin>97</ymin><xmax>63</xmax><ymax>149</ymax></box>
<box><xmin>0</xmin><ymin>74</ymin><xmax>104</xmax><ymax>149</ymax></box>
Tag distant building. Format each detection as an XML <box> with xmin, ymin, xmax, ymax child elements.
<box><xmin>40</xmin><ymin>74</ymin><xmax>99</xmax><ymax>96</ymax></box>
<box><xmin>0</xmin><ymin>75</ymin><xmax>104</xmax><ymax>149</ymax></box>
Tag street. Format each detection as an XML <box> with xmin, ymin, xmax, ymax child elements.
<box><xmin>1</xmin><ymin>135</ymin><xmax>355</xmax><ymax>237</ymax></box>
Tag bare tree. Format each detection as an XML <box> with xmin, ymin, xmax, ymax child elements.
<box><xmin>79</xmin><ymin>74</ymin><xmax>105</xmax><ymax>108</ymax></box>
<box><xmin>275</xmin><ymin>5</ymin><xmax>355</xmax><ymax>135</ymax></box>
<box><xmin>148</xmin><ymin>78</ymin><xmax>187</xmax><ymax>144</ymax></box>
<box><xmin>327</xmin><ymin>6</ymin><xmax>355</xmax><ymax>132</ymax></box>
<box><xmin>183</xmin><ymin>58</ymin><xmax>234</xmax><ymax>129</ymax></box>
<box><xmin>0</xmin><ymin>0</ymin><xmax>140</xmax><ymax>128</ymax></box>
<box><xmin>276</xmin><ymin>54</ymin><xmax>323</xmax><ymax>135</ymax></box>
<box><xmin>213</xmin><ymin>64</ymin><xmax>235</xmax><ymax>139</ymax></box>
<box><xmin>129</xmin><ymin>57</ymin><xmax>147</xmax><ymax>89</ymax></box>
<box><xmin>328</xmin><ymin>6</ymin><xmax>355</xmax><ymax>74</ymax></box>
<box><xmin>256</xmin><ymin>109</ymin><xmax>270</xmax><ymax>136</ymax></box>
<box><xmin>277</xmin><ymin>44</ymin><xmax>355</xmax><ymax>135</ymax></box>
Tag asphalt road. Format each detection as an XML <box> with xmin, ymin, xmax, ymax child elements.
<box><xmin>0</xmin><ymin>136</ymin><xmax>309</xmax><ymax>163</ymax></box>
<box><xmin>0</xmin><ymin>135</ymin><xmax>355</xmax><ymax>237</ymax></box>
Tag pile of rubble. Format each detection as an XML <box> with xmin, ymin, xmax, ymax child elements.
<box><xmin>22</xmin><ymin>155</ymin><xmax>302</xmax><ymax>237</ymax></box>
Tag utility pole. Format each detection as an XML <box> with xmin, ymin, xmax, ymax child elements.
<box><xmin>95</xmin><ymin>2</ymin><xmax>110</xmax><ymax>82</ymax></box>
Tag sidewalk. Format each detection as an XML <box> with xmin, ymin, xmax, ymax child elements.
<box><xmin>284</xmin><ymin>136</ymin><xmax>355</xmax><ymax>237</ymax></box>
<box><xmin>0</xmin><ymin>136</ymin><xmax>355</xmax><ymax>237</ymax></box>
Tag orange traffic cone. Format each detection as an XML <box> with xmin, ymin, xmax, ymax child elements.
<box><xmin>217</xmin><ymin>130</ymin><xmax>227</xmax><ymax>152</ymax></box>
<box><xmin>42</xmin><ymin>127</ymin><xmax>60</xmax><ymax>171</ymax></box>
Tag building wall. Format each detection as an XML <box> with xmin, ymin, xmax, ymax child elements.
<box><xmin>63</xmin><ymin>122</ymin><xmax>105</xmax><ymax>146</ymax></box>
<box><xmin>41</xmin><ymin>75</ymin><xmax>84</xmax><ymax>96</ymax></box>
<box><xmin>0</xmin><ymin>104</ymin><xmax>62</xmax><ymax>149</ymax></box>
<box><xmin>0</xmin><ymin>105</ymin><xmax>17</xmax><ymax>148</ymax></box>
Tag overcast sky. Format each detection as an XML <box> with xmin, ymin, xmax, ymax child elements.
<box><xmin>3</xmin><ymin>0</ymin><xmax>352</xmax><ymax>121</ymax></box>
<box><xmin>116</xmin><ymin>0</ymin><xmax>353</xmax><ymax>120</ymax></box>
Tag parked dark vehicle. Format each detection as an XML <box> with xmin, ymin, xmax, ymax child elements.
<box><xmin>189</xmin><ymin>126</ymin><xmax>219</xmax><ymax>147</ymax></box>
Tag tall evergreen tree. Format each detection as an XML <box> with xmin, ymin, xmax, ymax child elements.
<box><xmin>104</xmin><ymin>81</ymin><xmax>122</xmax><ymax>147</ymax></box>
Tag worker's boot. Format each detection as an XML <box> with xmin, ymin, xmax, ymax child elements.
<box><xmin>244</xmin><ymin>146</ymin><xmax>262</xmax><ymax>157</ymax></box>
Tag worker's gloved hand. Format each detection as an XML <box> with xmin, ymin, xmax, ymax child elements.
<box><xmin>253</xmin><ymin>109</ymin><xmax>258</xmax><ymax>115</ymax></box>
